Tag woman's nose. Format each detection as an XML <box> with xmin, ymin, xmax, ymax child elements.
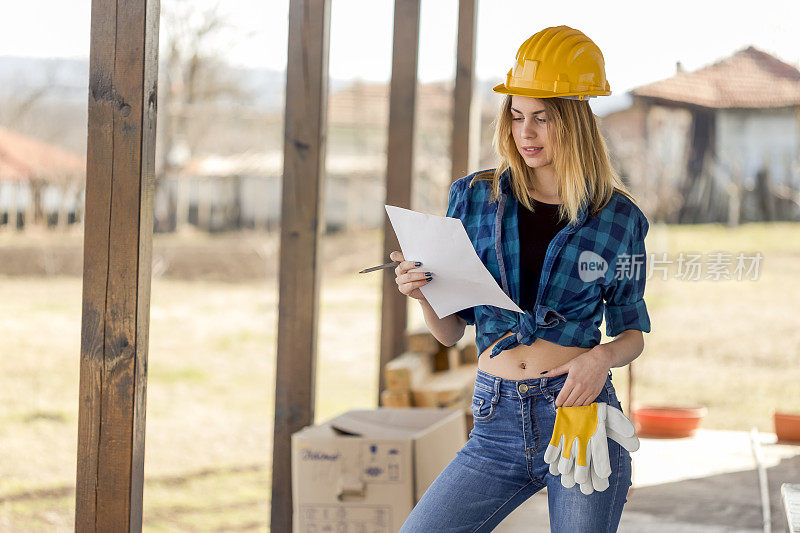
<box><xmin>521</xmin><ymin>120</ymin><xmax>538</xmax><ymax>138</ymax></box>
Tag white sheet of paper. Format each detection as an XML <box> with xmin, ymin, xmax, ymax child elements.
<box><xmin>385</xmin><ymin>204</ymin><xmax>524</xmax><ymax>319</ymax></box>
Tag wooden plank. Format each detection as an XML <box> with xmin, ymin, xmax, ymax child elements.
<box><xmin>75</xmin><ymin>0</ymin><xmax>159</xmax><ymax>530</ymax></box>
<box><xmin>379</xmin><ymin>0</ymin><xmax>421</xmax><ymax>402</ymax></box>
<box><xmin>433</xmin><ymin>344</ymin><xmax>450</xmax><ymax>372</ymax></box>
<box><xmin>384</xmin><ymin>351</ymin><xmax>433</xmax><ymax>391</ymax></box>
<box><xmin>270</xmin><ymin>1</ymin><xmax>331</xmax><ymax>532</ymax></box>
<box><xmin>450</xmin><ymin>0</ymin><xmax>478</xmax><ymax>179</ymax></box>
<box><xmin>447</xmin><ymin>346</ymin><xmax>461</xmax><ymax>370</ymax></box>
<box><xmin>406</xmin><ymin>327</ymin><xmax>455</xmax><ymax>371</ymax></box>
<box><xmin>406</xmin><ymin>326</ymin><xmax>441</xmax><ymax>354</ymax></box>
<box><xmin>380</xmin><ymin>389</ymin><xmax>413</xmax><ymax>407</ymax></box>
<box><xmin>457</xmin><ymin>331</ymin><xmax>478</xmax><ymax>365</ymax></box>
<box><xmin>411</xmin><ymin>364</ymin><xmax>478</xmax><ymax>408</ymax></box>
<box><xmin>130</xmin><ymin>1</ymin><xmax>160</xmax><ymax>528</ymax></box>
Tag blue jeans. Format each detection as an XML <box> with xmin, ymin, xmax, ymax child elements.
<box><xmin>399</xmin><ymin>368</ymin><xmax>632</xmax><ymax>532</ymax></box>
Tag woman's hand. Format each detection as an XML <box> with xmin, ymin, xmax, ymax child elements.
<box><xmin>390</xmin><ymin>250</ymin><xmax>432</xmax><ymax>302</ymax></box>
<box><xmin>539</xmin><ymin>346</ymin><xmax>613</xmax><ymax>407</ymax></box>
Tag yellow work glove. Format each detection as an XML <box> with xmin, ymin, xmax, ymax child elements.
<box><xmin>544</xmin><ymin>402</ymin><xmax>612</xmax><ymax>495</ymax></box>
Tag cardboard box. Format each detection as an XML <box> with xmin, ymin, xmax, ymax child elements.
<box><xmin>291</xmin><ymin>408</ymin><xmax>466</xmax><ymax>532</ymax></box>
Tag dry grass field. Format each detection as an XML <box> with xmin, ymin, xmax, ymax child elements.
<box><xmin>0</xmin><ymin>221</ymin><xmax>798</xmax><ymax>530</ymax></box>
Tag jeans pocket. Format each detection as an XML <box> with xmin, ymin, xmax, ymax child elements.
<box><xmin>471</xmin><ymin>385</ymin><xmax>497</xmax><ymax>422</ymax></box>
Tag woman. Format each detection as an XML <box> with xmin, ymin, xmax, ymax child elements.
<box><xmin>393</xmin><ymin>26</ymin><xmax>651</xmax><ymax>531</ymax></box>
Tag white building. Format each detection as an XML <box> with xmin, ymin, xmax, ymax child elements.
<box><xmin>600</xmin><ymin>46</ymin><xmax>800</xmax><ymax>224</ymax></box>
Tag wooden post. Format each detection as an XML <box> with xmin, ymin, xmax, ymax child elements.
<box><xmin>451</xmin><ymin>0</ymin><xmax>477</xmax><ymax>180</ymax></box>
<box><xmin>270</xmin><ymin>0</ymin><xmax>331</xmax><ymax>531</ymax></box>
<box><xmin>75</xmin><ymin>0</ymin><xmax>159</xmax><ymax>530</ymax></box>
<box><xmin>379</xmin><ymin>0</ymin><xmax>421</xmax><ymax>402</ymax></box>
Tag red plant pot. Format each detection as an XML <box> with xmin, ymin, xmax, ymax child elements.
<box><xmin>632</xmin><ymin>406</ymin><xmax>708</xmax><ymax>438</ymax></box>
<box><xmin>774</xmin><ymin>412</ymin><xmax>800</xmax><ymax>443</ymax></box>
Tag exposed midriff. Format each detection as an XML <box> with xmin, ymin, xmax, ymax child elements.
<box><xmin>477</xmin><ymin>331</ymin><xmax>591</xmax><ymax>379</ymax></box>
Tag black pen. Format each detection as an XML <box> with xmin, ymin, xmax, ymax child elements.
<box><xmin>358</xmin><ymin>260</ymin><xmax>400</xmax><ymax>274</ymax></box>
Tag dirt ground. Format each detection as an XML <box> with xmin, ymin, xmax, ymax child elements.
<box><xmin>0</xmin><ymin>225</ymin><xmax>379</xmax><ymax>282</ymax></box>
<box><xmin>1</xmin><ymin>222</ymin><xmax>799</xmax><ymax>531</ymax></box>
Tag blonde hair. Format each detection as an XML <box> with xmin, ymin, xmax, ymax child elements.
<box><xmin>469</xmin><ymin>94</ymin><xmax>636</xmax><ymax>224</ymax></box>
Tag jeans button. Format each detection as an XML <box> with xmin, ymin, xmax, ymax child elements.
<box><xmin>518</xmin><ymin>383</ymin><xmax>528</xmax><ymax>393</ymax></box>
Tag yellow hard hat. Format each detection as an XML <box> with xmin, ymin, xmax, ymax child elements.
<box><xmin>493</xmin><ymin>25</ymin><xmax>611</xmax><ymax>100</ymax></box>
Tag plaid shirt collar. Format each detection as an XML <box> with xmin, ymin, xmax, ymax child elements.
<box><xmin>498</xmin><ymin>168</ymin><xmax>589</xmax><ymax>229</ymax></box>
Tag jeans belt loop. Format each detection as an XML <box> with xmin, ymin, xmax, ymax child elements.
<box><xmin>539</xmin><ymin>375</ymin><xmax>551</xmax><ymax>399</ymax></box>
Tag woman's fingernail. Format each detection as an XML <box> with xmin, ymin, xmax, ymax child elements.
<box><xmin>414</xmin><ymin>261</ymin><xmax>421</xmax><ymax>266</ymax></box>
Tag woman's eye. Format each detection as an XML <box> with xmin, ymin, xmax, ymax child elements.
<box><xmin>512</xmin><ymin>116</ymin><xmax>546</xmax><ymax>123</ymax></box>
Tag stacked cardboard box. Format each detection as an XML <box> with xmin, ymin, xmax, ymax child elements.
<box><xmin>381</xmin><ymin>327</ymin><xmax>480</xmax><ymax>422</ymax></box>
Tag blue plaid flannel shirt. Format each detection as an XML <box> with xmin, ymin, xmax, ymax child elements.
<box><xmin>445</xmin><ymin>168</ymin><xmax>651</xmax><ymax>359</ymax></box>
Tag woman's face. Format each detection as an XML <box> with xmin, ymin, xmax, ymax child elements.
<box><xmin>510</xmin><ymin>95</ymin><xmax>553</xmax><ymax>169</ymax></box>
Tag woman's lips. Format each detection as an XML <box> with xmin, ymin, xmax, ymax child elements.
<box><xmin>522</xmin><ymin>147</ymin><xmax>543</xmax><ymax>156</ymax></box>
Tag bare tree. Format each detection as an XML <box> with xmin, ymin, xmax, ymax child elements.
<box><xmin>158</xmin><ymin>0</ymin><xmax>257</xmax><ymax>174</ymax></box>
<box><xmin>0</xmin><ymin>65</ymin><xmax>59</xmax><ymax>134</ymax></box>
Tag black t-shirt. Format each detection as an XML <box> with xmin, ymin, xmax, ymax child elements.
<box><xmin>518</xmin><ymin>197</ymin><xmax>568</xmax><ymax>311</ymax></box>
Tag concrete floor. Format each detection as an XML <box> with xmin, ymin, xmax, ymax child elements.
<box><xmin>495</xmin><ymin>429</ymin><xmax>800</xmax><ymax>532</ymax></box>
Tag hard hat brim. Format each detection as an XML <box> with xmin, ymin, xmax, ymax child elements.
<box><xmin>492</xmin><ymin>82</ymin><xmax>611</xmax><ymax>99</ymax></box>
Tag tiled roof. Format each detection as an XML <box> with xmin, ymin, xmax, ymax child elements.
<box><xmin>630</xmin><ymin>46</ymin><xmax>800</xmax><ymax>108</ymax></box>
<box><xmin>329</xmin><ymin>80</ymin><xmax>453</xmax><ymax>128</ymax></box>
<box><xmin>0</xmin><ymin>126</ymin><xmax>85</xmax><ymax>182</ymax></box>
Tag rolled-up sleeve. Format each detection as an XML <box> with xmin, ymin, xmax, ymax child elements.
<box><xmin>445</xmin><ymin>179</ymin><xmax>476</xmax><ymax>326</ymax></box>
<box><xmin>602</xmin><ymin>214</ymin><xmax>651</xmax><ymax>337</ymax></box>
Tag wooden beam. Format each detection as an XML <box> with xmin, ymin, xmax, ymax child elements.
<box><xmin>75</xmin><ymin>0</ymin><xmax>159</xmax><ymax>530</ymax></box>
<box><xmin>270</xmin><ymin>0</ymin><xmax>331</xmax><ymax>531</ymax></box>
<box><xmin>379</xmin><ymin>0</ymin><xmax>421</xmax><ymax>403</ymax></box>
<box><xmin>451</xmin><ymin>0</ymin><xmax>478</xmax><ymax>179</ymax></box>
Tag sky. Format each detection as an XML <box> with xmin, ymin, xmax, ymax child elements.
<box><xmin>3</xmin><ymin>0</ymin><xmax>800</xmax><ymax>95</ymax></box>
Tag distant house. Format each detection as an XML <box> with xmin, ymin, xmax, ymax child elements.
<box><xmin>329</xmin><ymin>80</ymin><xmax>453</xmax><ymax>131</ymax></box>
<box><xmin>0</xmin><ymin>80</ymin><xmax>471</xmax><ymax>234</ymax></box>
<box><xmin>0</xmin><ymin>126</ymin><xmax>86</xmax><ymax>229</ymax></box>
<box><xmin>600</xmin><ymin>46</ymin><xmax>800</xmax><ymax>224</ymax></box>
<box><xmin>157</xmin><ymin>150</ymin><xmax>449</xmax><ymax>233</ymax></box>
<box><xmin>149</xmin><ymin>80</ymin><xmax>458</xmax><ymax>233</ymax></box>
